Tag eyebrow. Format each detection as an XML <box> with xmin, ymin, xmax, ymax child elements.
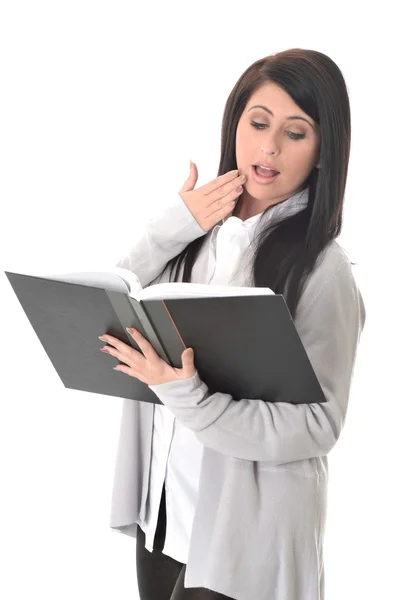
<box><xmin>248</xmin><ymin>105</ymin><xmax>315</xmax><ymax>129</ymax></box>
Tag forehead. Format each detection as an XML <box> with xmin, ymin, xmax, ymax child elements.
<box><xmin>247</xmin><ymin>81</ymin><xmax>297</xmax><ymax>108</ymax></box>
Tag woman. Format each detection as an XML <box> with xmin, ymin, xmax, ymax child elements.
<box><xmin>103</xmin><ymin>48</ymin><xmax>366</xmax><ymax>600</ymax></box>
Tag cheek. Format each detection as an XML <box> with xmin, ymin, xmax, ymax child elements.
<box><xmin>235</xmin><ymin>128</ymin><xmax>252</xmax><ymax>163</ymax></box>
<box><xmin>235</xmin><ymin>129</ymin><xmax>242</xmax><ymax>154</ymax></box>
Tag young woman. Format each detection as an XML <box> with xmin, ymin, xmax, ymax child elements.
<box><xmin>102</xmin><ymin>48</ymin><xmax>366</xmax><ymax>600</ymax></box>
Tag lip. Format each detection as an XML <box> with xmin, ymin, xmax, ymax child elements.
<box><xmin>251</xmin><ymin>165</ymin><xmax>280</xmax><ymax>185</ymax></box>
<box><xmin>253</xmin><ymin>162</ymin><xmax>280</xmax><ymax>173</ymax></box>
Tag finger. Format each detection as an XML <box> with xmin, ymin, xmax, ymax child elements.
<box><xmin>100</xmin><ymin>338</ymin><xmax>144</xmax><ymax>369</ymax></box>
<box><xmin>113</xmin><ymin>364</ymin><xmax>134</xmax><ymax>375</ymax></box>
<box><xmin>208</xmin><ymin>185</ymin><xmax>242</xmax><ymax>220</ymax></box>
<box><xmin>128</xmin><ymin>329</ymin><xmax>160</xmax><ymax>361</ymax></box>
<box><xmin>99</xmin><ymin>334</ymin><xmax>133</xmax><ymax>354</ymax></box>
<box><xmin>200</xmin><ymin>169</ymin><xmax>240</xmax><ymax>196</ymax></box>
<box><xmin>113</xmin><ymin>363</ymin><xmax>147</xmax><ymax>383</ymax></box>
<box><xmin>208</xmin><ymin>173</ymin><xmax>244</xmax><ymax>204</ymax></box>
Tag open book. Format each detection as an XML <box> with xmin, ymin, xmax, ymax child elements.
<box><xmin>4</xmin><ymin>267</ymin><xmax>326</xmax><ymax>406</ymax></box>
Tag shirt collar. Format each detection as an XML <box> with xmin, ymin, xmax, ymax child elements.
<box><xmin>212</xmin><ymin>186</ymin><xmax>309</xmax><ymax>246</ymax></box>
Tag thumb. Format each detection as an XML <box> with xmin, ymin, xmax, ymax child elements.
<box><xmin>180</xmin><ymin>159</ymin><xmax>198</xmax><ymax>193</ymax></box>
<box><xmin>181</xmin><ymin>347</ymin><xmax>195</xmax><ymax>369</ymax></box>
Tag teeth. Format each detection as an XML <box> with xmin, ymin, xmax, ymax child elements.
<box><xmin>257</xmin><ymin>165</ymin><xmax>274</xmax><ymax>171</ymax></box>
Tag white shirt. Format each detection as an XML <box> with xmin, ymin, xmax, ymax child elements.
<box><xmin>139</xmin><ymin>190</ymin><xmax>309</xmax><ymax>562</ymax></box>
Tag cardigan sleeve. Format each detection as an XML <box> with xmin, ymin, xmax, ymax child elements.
<box><xmin>148</xmin><ymin>260</ymin><xmax>366</xmax><ymax>464</ymax></box>
<box><xmin>113</xmin><ymin>194</ymin><xmax>206</xmax><ymax>287</ymax></box>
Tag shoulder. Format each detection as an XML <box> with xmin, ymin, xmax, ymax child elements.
<box><xmin>314</xmin><ymin>239</ymin><xmax>353</xmax><ymax>273</ymax></box>
<box><xmin>306</xmin><ymin>240</ymin><xmax>356</xmax><ymax>293</ymax></box>
<box><xmin>295</xmin><ymin>240</ymin><xmax>365</xmax><ymax>327</ymax></box>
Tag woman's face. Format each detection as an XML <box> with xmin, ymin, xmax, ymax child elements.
<box><xmin>235</xmin><ymin>81</ymin><xmax>321</xmax><ymax>214</ymax></box>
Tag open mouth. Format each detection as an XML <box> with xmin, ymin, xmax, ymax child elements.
<box><xmin>251</xmin><ymin>165</ymin><xmax>280</xmax><ymax>183</ymax></box>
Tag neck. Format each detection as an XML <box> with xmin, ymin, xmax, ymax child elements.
<box><xmin>232</xmin><ymin>184</ymin><xmax>308</xmax><ymax>221</ymax></box>
<box><xmin>232</xmin><ymin>192</ymin><xmax>281</xmax><ymax>221</ymax></box>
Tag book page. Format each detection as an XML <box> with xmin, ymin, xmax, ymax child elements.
<box><xmin>35</xmin><ymin>266</ymin><xmax>274</xmax><ymax>300</ymax></box>
<box><xmin>35</xmin><ymin>266</ymin><xmax>142</xmax><ymax>296</ymax></box>
<box><xmin>137</xmin><ymin>281</ymin><xmax>275</xmax><ymax>300</ymax></box>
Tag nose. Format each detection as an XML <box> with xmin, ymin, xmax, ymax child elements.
<box><xmin>261</xmin><ymin>145</ymin><xmax>278</xmax><ymax>156</ymax></box>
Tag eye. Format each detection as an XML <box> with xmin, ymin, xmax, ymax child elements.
<box><xmin>250</xmin><ymin>120</ymin><xmax>306</xmax><ymax>141</ymax></box>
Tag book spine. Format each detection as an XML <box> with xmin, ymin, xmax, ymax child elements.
<box><xmin>139</xmin><ymin>299</ymin><xmax>187</xmax><ymax>370</ymax></box>
<box><xmin>127</xmin><ymin>297</ymin><xmax>172</xmax><ymax>365</ymax></box>
<box><xmin>105</xmin><ymin>290</ymin><xmax>171</xmax><ymax>364</ymax></box>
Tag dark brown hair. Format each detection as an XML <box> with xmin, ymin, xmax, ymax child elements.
<box><xmin>158</xmin><ymin>48</ymin><xmax>352</xmax><ymax>321</ymax></box>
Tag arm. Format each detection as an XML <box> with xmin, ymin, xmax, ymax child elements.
<box><xmin>114</xmin><ymin>194</ymin><xmax>207</xmax><ymax>287</ymax></box>
<box><xmin>148</xmin><ymin>260</ymin><xmax>366</xmax><ymax>464</ymax></box>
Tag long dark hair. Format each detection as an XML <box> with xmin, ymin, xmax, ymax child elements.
<box><xmin>158</xmin><ymin>48</ymin><xmax>352</xmax><ymax>321</ymax></box>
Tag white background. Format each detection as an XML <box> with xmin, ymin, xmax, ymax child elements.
<box><xmin>0</xmin><ymin>1</ymin><xmax>396</xmax><ymax>598</ymax></box>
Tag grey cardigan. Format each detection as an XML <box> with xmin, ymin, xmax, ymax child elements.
<box><xmin>109</xmin><ymin>191</ymin><xmax>366</xmax><ymax>600</ymax></box>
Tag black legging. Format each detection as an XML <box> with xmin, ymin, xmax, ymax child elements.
<box><xmin>136</xmin><ymin>482</ymin><xmax>234</xmax><ymax>600</ymax></box>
